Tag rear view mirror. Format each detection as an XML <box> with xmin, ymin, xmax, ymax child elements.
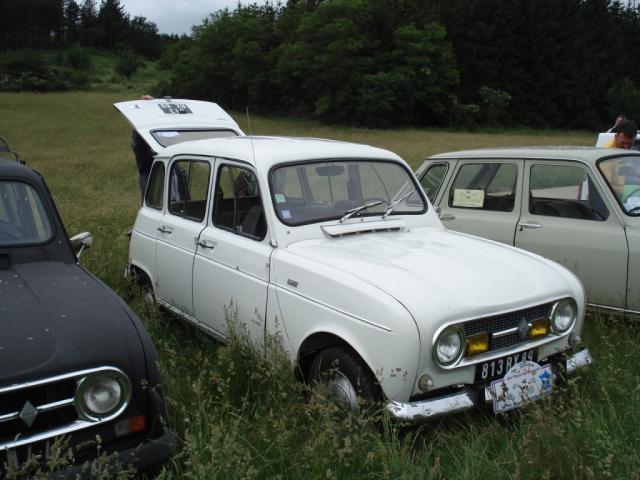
<box><xmin>316</xmin><ymin>165</ymin><xmax>344</xmax><ymax>177</ymax></box>
<box><xmin>70</xmin><ymin>231</ymin><xmax>93</xmax><ymax>259</ymax></box>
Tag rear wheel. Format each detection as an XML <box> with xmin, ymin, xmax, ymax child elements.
<box><xmin>308</xmin><ymin>346</ymin><xmax>379</xmax><ymax>414</ymax></box>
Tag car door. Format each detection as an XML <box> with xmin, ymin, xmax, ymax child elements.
<box><xmin>436</xmin><ymin>159</ymin><xmax>524</xmax><ymax>244</ymax></box>
<box><xmin>154</xmin><ymin>157</ymin><xmax>212</xmax><ymax>316</ymax></box>
<box><xmin>516</xmin><ymin>160</ymin><xmax>628</xmax><ymax>309</ymax></box>
<box><xmin>193</xmin><ymin>161</ymin><xmax>272</xmax><ymax>345</ymax></box>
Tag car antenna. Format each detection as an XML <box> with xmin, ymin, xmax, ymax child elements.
<box><xmin>245</xmin><ymin>106</ymin><xmax>257</xmax><ymax>162</ymax></box>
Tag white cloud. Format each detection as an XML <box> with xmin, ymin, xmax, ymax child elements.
<box><xmin>120</xmin><ymin>0</ymin><xmax>267</xmax><ymax>35</ymax></box>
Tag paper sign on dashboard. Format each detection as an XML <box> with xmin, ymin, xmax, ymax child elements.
<box><xmin>453</xmin><ymin>189</ymin><xmax>485</xmax><ymax>208</ymax></box>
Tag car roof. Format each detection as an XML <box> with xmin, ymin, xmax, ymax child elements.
<box><xmin>429</xmin><ymin>146</ymin><xmax>639</xmax><ymax>166</ymax></box>
<box><xmin>160</xmin><ymin>136</ymin><xmax>403</xmax><ymax>169</ymax></box>
<box><xmin>0</xmin><ymin>158</ymin><xmax>42</xmax><ymax>183</ymax></box>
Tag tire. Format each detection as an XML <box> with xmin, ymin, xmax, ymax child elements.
<box><xmin>308</xmin><ymin>346</ymin><xmax>379</xmax><ymax>414</ymax></box>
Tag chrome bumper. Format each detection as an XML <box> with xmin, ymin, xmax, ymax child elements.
<box><xmin>385</xmin><ymin>348</ymin><xmax>592</xmax><ymax>423</ymax></box>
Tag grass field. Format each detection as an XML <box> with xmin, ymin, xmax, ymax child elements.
<box><xmin>1</xmin><ymin>92</ymin><xmax>639</xmax><ymax>479</ymax></box>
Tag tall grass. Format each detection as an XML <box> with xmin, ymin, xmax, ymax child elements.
<box><xmin>1</xmin><ymin>92</ymin><xmax>637</xmax><ymax>479</ymax></box>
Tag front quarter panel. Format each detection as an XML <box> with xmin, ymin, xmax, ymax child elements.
<box><xmin>272</xmin><ymin>249</ymin><xmax>421</xmax><ymax>402</ymax></box>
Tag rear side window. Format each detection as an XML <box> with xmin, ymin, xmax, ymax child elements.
<box><xmin>145</xmin><ymin>162</ymin><xmax>165</xmax><ymax>210</ymax></box>
<box><xmin>448</xmin><ymin>163</ymin><xmax>517</xmax><ymax>212</ymax></box>
<box><xmin>420</xmin><ymin>163</ymin><xmax>448</xmax><ymax>203</ymax></box>
<box><xmin>213</xmin><ymin>165</ymin><xmax>266</xmax><ymax>240</ymax></box>
<box><xmin>0</xmin><ymin>181</ymin><xmax>52</xmax><ymax>245</ymax></box>
<box><xmin>168</xmin><ymin>160</ymin><xmax>211</xmax><ymax>222</ymax></box>
<box><xmin>529</xmin><ymin>164</ymin><xmax>609</xmax><ymax>221</ymax></box>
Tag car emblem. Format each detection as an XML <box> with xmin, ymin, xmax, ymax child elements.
<box><xmin>517</xmin><ymin>317</ymin><xmax>530</xmax><ymax>339</ymax></box>
<box><xmin>19</xmin><ymin>401</ymin><xmax>38</xmax><ymax>428</ymax></box>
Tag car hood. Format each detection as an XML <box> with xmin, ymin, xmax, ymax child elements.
<box><xmin>0</xmin><ymin>261</ymin><xmax>145</xmax><ymax>384</ymax></box>
<box><xmin>286</xmin><ymin>227</ymin><xmax>578</xmax><ymax>330</ymax></box>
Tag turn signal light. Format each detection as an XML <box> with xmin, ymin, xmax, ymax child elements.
<box><xmin>466</xmin><ymin>333</ymin><xmax>489</xmax><ymax>356</ymax></box>
<box><xmin>114</xmin><ymin>415</ymin><xmax>146</xmax><ymax>437</ymax></box>
<box><xmin>530</xmin><ymin>318</ymin><xmax>550</xmax><ymax>338</ymax></box>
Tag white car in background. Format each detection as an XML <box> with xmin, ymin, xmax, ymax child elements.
<box><xmin>417</xmin><ymin>147</ymin><xmax>640</xmax><ymax>318</ymax></box>
<box><xmin>117</xmin><ymin>101</ymin><xmax>591</xmax><ymax>422</ymax></box>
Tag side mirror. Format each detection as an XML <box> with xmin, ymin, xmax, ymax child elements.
<box><xmin>70</xmin><ymin>232</ymin><xmax>93</xmax><ymax>259</ymax></box>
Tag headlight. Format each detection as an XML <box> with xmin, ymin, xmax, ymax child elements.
<box><xmin>434</xmin><ymin>327</ymin><xmax>464</xmax><ymax>366</ymax></box>
<box><xmin>75</xmin><ymin>369</ymin><xmax>131</xmax><ymax>421</ymax></box>
<box><xmin>551</xmin><ymin>299</ymin><xmax>577</xmax><ymax>333</ymax></box>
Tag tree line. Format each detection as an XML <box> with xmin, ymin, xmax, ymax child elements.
<box><xmin>161</xmin><ymin>0</ymin><xmax>640</xmax><ymax>129</ymax></box>
<box><xmin>0</xmin><ymin>0</ymin><xmax>166</xmax><ymax>58</ymax></box>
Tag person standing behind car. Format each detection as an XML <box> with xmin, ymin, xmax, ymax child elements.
<box><xmin>603</xmin><ymin>119</ymin><xmax>637</xmax><ymax>149</ymax></box>
<box><xmin>607</xmin><ymin>114</ymin><xmax>627</xmax><ymax>132</ymax></box>
<box><xmin>602</xmin><ymin>119</ymin><xmax>637</xmax><ymax>196</ymax></box>
<box><xmin>132</xmin><ymin>95</ymin><xmax>155</xmax><ymax>203</ymax></box>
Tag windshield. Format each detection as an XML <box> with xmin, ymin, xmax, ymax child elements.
<box><xmin>598</xmin><ymin>155</ymin><xmax>640</xmax><ymax>215</ymax></box>
<box><xmin>151</xmin><ymin>129</ymin><xmax>238</xmax><ymax>147</ymax></box>
<box><xmin>270</xmin><ymin>160</ymin><xmax>426</xmax><ymax>225</ymax></box>
<box><xmin>0</xmin><ymin>181</ymin><xmax>53</xmax><ymax>246</ymax></box>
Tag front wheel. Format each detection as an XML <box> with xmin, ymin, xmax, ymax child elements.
<box><xmin>308</xmin><ymin>346</ymin><xmax>380</xmax><ymax>414</ymax></box>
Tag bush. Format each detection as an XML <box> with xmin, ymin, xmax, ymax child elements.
<box><xmin>66</xmin><ymin>44</ymin><xmax>92</xmax><ymax>70</ymax></box>
<box><xmin>479</xmin><ymin>86</ymin><xmax>511</xmax><ymax>126</ymax></box>
<box><xmin>0</xmin><ymin>48</ymin><xmax>89</xmax><ymax>92</ymax></box>
<box><xmin>115</xmin><ymin>49</ymin><xmax>139</xmax><ymax>79</ymax></box>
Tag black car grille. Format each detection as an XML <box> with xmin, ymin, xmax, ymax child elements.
<box><xmin>462</xmin><ymin>302</ymin><xmax>554</xmax><ymax>353</ymax></box>
<box><xmin>0</xmin><ymin>378</ymin><xmax>78</xmax><ymax>446</ymax></box>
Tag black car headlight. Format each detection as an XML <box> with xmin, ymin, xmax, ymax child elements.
<box><xmin>551</xmin><ymin>298</ymin><xmax>577</xmax><ymax>334</ymax></box>
<box><xmin>75</xmin><ymin>369</ymin><xmax>131</xmax><ymax>421</ymax></box>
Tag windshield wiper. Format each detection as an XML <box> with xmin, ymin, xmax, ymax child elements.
<box><xmin>382</xmin><ymin>189</ymin><xmax>416</xmax><ymax>219</ymax></box>
<box><xmin>339</xmin><ymin>200</ymin><xmax>385</xmax><ymax>223</ymax></box>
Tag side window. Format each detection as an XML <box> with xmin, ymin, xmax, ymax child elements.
<box><xmin>420</xmin><ymin>163</ymin><xmax>448</xmax><ymax>203</ymax></box>
<box><xmin>213</xmin><ymin>165</ymin><xmax>266</xmax><ymax>240</ymax></box>
<box><xmin>145</xmin><ymin>162</ymin><xmax>165</xmax><ymax>210</ymax></box>
<box><xmin>448</xmin><ymin>163</ymin><xmax>517</xmax><ymax>212</ymax></box>
<box><xmin>529</xmin><ymin>164</ymin><xmax>609</xmax><ymax>221</ymax></box>
<box><xmin>168</xmin><ymin>159</ymin><xmax>210</xmax><ymax>222</ymax></box>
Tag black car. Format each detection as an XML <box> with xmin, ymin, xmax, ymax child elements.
<box><xmin>0</xmin><ymin>139</ymin><xmax>173</xmax><ymax>476</ymax></box>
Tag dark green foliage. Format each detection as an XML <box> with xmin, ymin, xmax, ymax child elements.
<box><xmin>115</xmin><ymin>49</ymin><xmax>139</xmax><ymax>78</ymax></box>
<box><xmin>607</xmin><ymin>78</ymin><xmax>640</xmax><ymax>126</ymax></box>
<box><xmin>479</xmin><ymin>86</ymin><xmax>511</xmax><ymax>126</ymax></box>
<box><xmin>66</xmin><ymin>44</ymin><xmax>92</xmax><ymax>70</ymax></box>
<box><xmin>0</xmin><ymin>49</ymin><xmax>88</xmax><ymax>92</ymax></box>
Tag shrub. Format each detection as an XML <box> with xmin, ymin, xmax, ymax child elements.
<box><xmin>66</xmin><ymin>44</ymin><xmax>92</xmax><ymax>70</ymax></box>
<box><xmin>479</xmin><ymin>86</ymin><xmax>511</xmax><ymax>126</ymax></box>
<box><xmin>115</xmin><ymin>49</ymin><xmax>139</xmax><ymax>79</ymax></box>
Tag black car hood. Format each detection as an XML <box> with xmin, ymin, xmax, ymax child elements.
<box><xmin>0</xmin><ymin>261</ymin><xmax>145</xmax><ymax>384</ymax></box>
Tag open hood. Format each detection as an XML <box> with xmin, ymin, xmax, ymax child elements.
<box><xmin>114</xmin><ymin>98</ymin><xmax>245</xmax><ymax>152</ymax></box>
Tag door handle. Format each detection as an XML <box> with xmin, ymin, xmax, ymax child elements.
<box><xmin>518</xmin><ymin>222</ymin><xmax>542</xmax><ymax>231</ymax></box>
<box><xmin>157</xmin><ymin>225</ymin><xmax>173</xmax><ymax>234</ymax></box>
<box><xmin>198</xmin><ymin>239</ymin><xmax>217</xmax><ymax>249</ymax></box>
<box><xmin>440</xmin><ymin>213</ymin><xmax>456</xmax><ymax>221</ymax></box>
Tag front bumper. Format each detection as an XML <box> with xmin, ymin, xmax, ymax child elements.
<box><xmin>385</xmin><ymin>348</ymin><xmax>592</xmax><ymax>423</ymax></box>
<box><xmin>52</xmin><ymin>428</ymin><xmax>175</xmax><ymax>479</ymax></box>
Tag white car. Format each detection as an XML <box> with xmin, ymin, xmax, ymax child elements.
<box><xmin>118</xmin><ymin>100</ymin><xmax>591</xmax><ymax>422</ymax></box>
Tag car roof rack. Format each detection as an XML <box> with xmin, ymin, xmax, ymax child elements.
<box><xmin>0</xmin><ymin>136</ymin><xmax>24</xmax><ymax>164</ymax></box>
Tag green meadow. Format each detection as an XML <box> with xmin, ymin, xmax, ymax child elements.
<box><xmin>1</xmin><ymin>92</ymin><xmax>638</xmax><ymax>479</ymax></box>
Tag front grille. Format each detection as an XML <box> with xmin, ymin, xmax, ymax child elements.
<box><xmin>0</xmin><ymin>378</ymin><xmax>78</xmax><ymax>446</ymax></box>
<box><xmin>462</xmin><ymin>302</ymin><xmax>554</xmax><ymax>353</ymax></box>
<box><xmin>0</xmin><ymin>367</ymin><xmax>130</xmax><ymax>452</ymax></box>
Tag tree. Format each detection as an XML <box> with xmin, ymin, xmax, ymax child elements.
<box><xmin>65</xmin><ymin>0</ymin><xmax>81</xmax><ymax>43</ymax></box>
<box><xmin>80</xmin><ymin>0</ymin><xmax>99</xmax><ymax>46</ymax></box>
<box><xmin>97</xmin><ymin>0</ymin><xmax>128</xmax><ymax>48</ymax></box>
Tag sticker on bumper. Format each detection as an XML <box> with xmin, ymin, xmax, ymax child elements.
<box><xmin>488</xmin><ymin>361</ymin><xmax>553</xmax><ymax>413</ymax></box>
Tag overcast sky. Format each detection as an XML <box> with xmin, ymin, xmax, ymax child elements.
<box><xmin>119</xmin><ymin>0</ymin><xmax>268</xmax><ymax>35</ymax></box>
